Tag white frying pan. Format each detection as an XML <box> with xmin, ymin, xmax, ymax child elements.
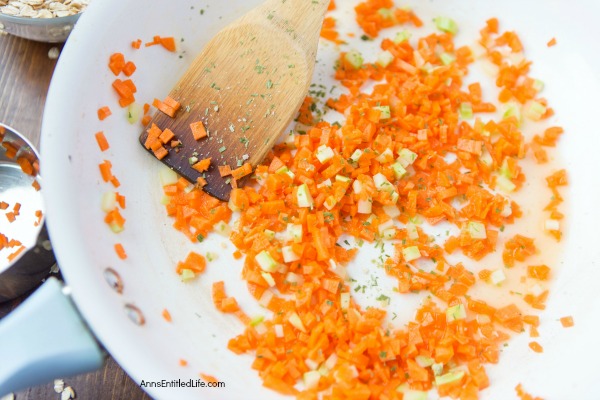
<box><xmin>2</xmin><ymin>0</ymin><xmax>600</xmax><ymax>399</ymax></box>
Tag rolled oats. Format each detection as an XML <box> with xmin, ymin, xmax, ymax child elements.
<box><xmin>0</xmin><ymin>0</ymin><xmax>89</xmax><ymax>18</ymax></box>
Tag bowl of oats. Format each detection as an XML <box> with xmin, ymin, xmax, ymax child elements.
<box><xmin>0</xmin><ymin>0</ymin><xmax>90</xmax><ymax>43</ymax></box>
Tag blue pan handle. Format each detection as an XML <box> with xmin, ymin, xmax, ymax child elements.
<box><xmin>0</xmin><ymin>277</ymin><xmax>103</xmax><ymax>396</ymax></box>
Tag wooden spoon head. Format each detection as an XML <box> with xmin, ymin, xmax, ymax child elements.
<box><xmin>139</xmin><ymin>20</ymin><xmax>315</xmax><ymax>201</ymax></box>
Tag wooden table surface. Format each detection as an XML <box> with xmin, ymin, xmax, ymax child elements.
<box><xmin>0</xmin><ymin>33</ymin><xmax>151</xmax><ymax>400</ymax></box>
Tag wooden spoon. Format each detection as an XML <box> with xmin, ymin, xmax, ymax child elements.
<box><xmin>139</xmin><ymin>0</ymin><xmax>330</xmax><ymax>201</ymax></box>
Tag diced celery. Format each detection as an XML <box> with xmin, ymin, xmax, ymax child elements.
<box><xmin>276</xmin><ymin>166</ymin><xmax>295</xmax><ymax>179</ymax></box>
<box><xmin>545</xmin><ymin>219</ymin><xmax>560</xmax><ymax>231</ymax></box>
<box><xmin>435</xmin><ymin>370</ymin><xmax>465</xmax><ymax>386</ymax></box>
<box><xmin>345</xmin><ymin>50</ymin><xmax>364</xmax><ymax>69</ymax></box>
<box><xmin>250</xmin><ymin>315</ymin><xmax>264</xmax><ymax>326</ymax></box>
<box><xmin>127</xmin><ymin>103</ymin><xmax>142</xmax><ymax>124</ymax></box>
<box><xmin>101</xmin><ymin>191</ymin><xmax>117</xmax><ymax>213</ymax></box>
<box><xmin>490</xmin><ymin>269</ymin><xmax>506</xmax><ymax>285</ymax></box>
<box><xmin>214</xmin><ymin>220</ymin><xmax>232</xmax><ymax>237</ymax></box>
<box><xmin>282</xmin><ymin>245</ymin><xmax>300</xmax><ymax>263</ymax></box>
<box><xmin>439</xmin><ymin>52</ymin><xmax>456</xmax><ymax>65</ymax></box>
<box><xmin>255</xmin><ymin>250</ymin><xmax>278</xmax><ymax>272</ymax></box>
<box><xmin>274</xmin><ymin>324</ymin><xmax>284</xmax><ymax>337</ymax></box>
<box><xmin>264</xmin><ymin>229</ymin><xmax>275</xmax><ymax>239</ymax></box>
<box><xmin>288</xmin><ymin>312</ymin><xmax>306</xmax><ymax>332</ymax></box>
<box><xmin>325</xmin><ymin>353</ymin><xmax>338</xmax><ymax>370</ymax></box>
<box><xmin>340</xmin><ymin>292</ymin><xmax>350</xmax><ymax>309</ymax></box>
<box><xmin>533</xmin><ymin>79</ymin><xmax>544</xmax><ymax>92</ymax></box>
<box><xmin>376</xmin><ymin>50</ymin><xmax>395</xmax><ymax>68</ymax></box>
<box><xmin>378</xmin><ymin>219</ymin><xmax>394</xmax><ymax>234</ymax></box>
<box><xmin>392</xmin><ymin>162</ymin><xmax>407</xmax><ymax>179</ymax></box>
<box><xmin>446</xmin><ymin>304</ymin><xmax>467</xmax><ymax>322</ymax></box>
<box><xmin>158</xmin><ymin>165</ymin><xmax>179</xmax><ymax>186</ymax></box>
<box><xmin>303</xmin><ymin>371</ymin><xmax>321</xmax><ymax>390</ymax></box>
<box><xmin>503</xmin><ymin>102</ymin><xmax>522</xmax><ymax>123</ymax></box>
<box><xmin>406</xmin><ymin>223</ymin><xmax>419</xmax><ymax>240</ymax></box>
<box><xmin>479</xmin><ymin>147</ymin><xmax>493</xmax><ymax>167</ymax></box>
<box><xmin>467</xmin><ymin>221</ymin><xmax>487</xmax><ymax>239</ymax></box>
<box><xmin>373</xmin><ymin>173</ymin><xmax>393</xmax><ymax>191</ymax></box>
<box><xmin>496</xmin><ymin>175</ymin><xmax>516</xmax><ymax>193</ymax></box>
<box><xmin>315</xmin><ymin>145</ymin><xmax>335</xmax><ymax>163</ymax></box>
<box><xmin>402</xmin><ymin>246</ymin><xmax>421</xmax><ymax>262</ymax></box>
<box><xmin>180</xmin><ymin>269</ymin><xmax>195</xmax><ymax>282</ymax></box>
<box><xmin>287</xmin><ymin>223</ymin><xmax>303</xmax><ymax>243</ymax></box>
<box><xmin>434</xmin><ymin>16</ymin><xmax>459</xmax><ymax>35</ymax></box>
<box><xmin>403</xmin><ymin>390</ymin><xmax>428</xmax><ymax>400</ymax></box>
<box><xmin>524</xmin><ymin>100</ymin><xmax>547</xmax><ymax>121</ymax></box>
<box><xmin>377</xmin><ymin>8</ymin><xmax>394</xmax><ymax>19</ymax></box>
<box><xmin>382</xmin><ymin>228</ymin><xmax>396</xmax><ymax>240</ymax></box>
<box><xmin>415</xmin><ymin>355</ymin><xmax>434</xmax><ymax>368</ymax></box>
<box><xmin>382</xmin><ymin>205</ymin><xmax>401</xmax><ymax>218</ymax></box>
<box><xmin>296</xmin><ymin>183</ymin><xmax>314</xmax><ymax>208</ymax></box>
<box><xmin>350</xmin><ymin>149</ymin><xmax>363</xmax><ymax>163</ymax></box>
<box><xmin>357</xmin><ymin>198</ymin><xmax>372</xmax><ymax>214</ymax></box>
<box><xmin>374</xmin><ymin>105</ymin><xmax>391</xmax><ymax>120</ymax></box>
<box><xmin>393</xmin><ymin>30</ymin><xmax>411</xmax><ymax>44</ymax></box>
<box><xmin>432</xmin><ymin>363</ymin><xmax>444</xmax><ymax>376</ymax></box>
<box><xmin>375</xmin><ymin>148</ymin><xmax>394</xmax><ymax>163</ymax></box>
<box><xmin>398</xmin><ymin>148</ymin><xmax>418</xmax><ymax>167</ymax></box>
<box><xmin>335</xmin><ymin>174</ymin><xmax>351</xmax><ymax>183</ymax></box>
<box><xmin>261</xmin><ymin>272</ymin><xmax>276</xmax><ymax>287</ymax></box>
<box><xmin>459</xmin><ymin>102</ymin><xmax>473</xmax><ymax>119</ymax></box>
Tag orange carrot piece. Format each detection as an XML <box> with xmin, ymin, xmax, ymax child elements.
<box><xmin>0</xmin><ymin>201</ymin><xmax>7</xmax><ymax>210</ymax></box>
<box><xmin>16</xmin><ymin>157</ymin><xmax>34</xmax><ymax>176</ymax></box>
<box><xmin>200</xmin><ymin>373</ymin><xmax>219</xmax><ymax>384</ymax></box>
<box><xmin>7</xmin><ymin>245</ymin><xmax>25</xmax><ymax>262</ymax></box>
<box><xmin>131</xmin><ymin>39</ymin><xmax>142</xmax><ymax>49</ymax></box>
<box><xmin>95</xmin><ymin>131</ymin><xmax>110</xmax><ymax>152</ymax></box>
<box><xmin>547</xmin><ymin>37</ymin><xmax>557</xmax><ymax>47</ymax></box>
<box><xmin>218</xmin><ymin>165</ymin><xmax>232</xmax><ymax>177</ymax></box>
<box><xmin>141</xmin><ymin>115</ymin><xmax>152</xmax><ymax>126</ymax></box>
<box><xmin>159</xmin><ymin>128</ymin><xmax>175</xmax><ymax>144</ymax></box>
<box><xmin>190</xmin><ymin>121</ymin><xmax>208</xmax><ymax>140</ymax></box>
<box><xmin>122</xmin><ymin>61</ymin><xmax>137</xmax><ymax>77</ymax></box>
<box><xmin>179</xmin><ymin>359</ymin><xmax>188</xmax><ymax>367</ymax></box>
<box><xmin>528</xmin><ymin>341</ymin><xmax>543</xmax><ymax>353</ymax></box>
<box><xmin>12</xmin><ymin>202</ymin><xmax>20</xmax><ymax>216</ymax></box>
<box><xmin>231</xmin><ymin>163</ymin><xmax>253</xmax><ymax>180</ymax></box>
<box><xmin>97</xmin><ymin>106</ymin><xmax>112</xmax><ymax>121</ymax></box>
<box><xmin>192</xmin><ymin>158</ymin><xmax>211</xmax><ymax>173</ymax></box>
<box><xmin>114</xmin><ymin>243</ymin><xmax>127</xmax><ymax>259</ymax></box>
<box><xmin>99</xmin><ymin>160</ymin><xmax>113</xmax><ymax>182</ymax></box>
<box><xmin>153</xmin><ymin>146</ymin><xmax>169</xmax><ymax>160</ymax></box>
<box><xmin>32</xmin><ymin>180</ymin><xmax>41</xmax><ymax>191</ymax></box>
<box><xmin>5</xmin><ymin>212</ymin><xmax>15</xmax><ymax>223</ymax></box>
<box><xmin>560</xmin><ymin>316</ymin><xmax>574</xmax><ymax>328</ymax></box>
<box><xmin>162</xmin><ymin>308</ymin><xmax>172</xmax><ymax>322</ymax></box>
<box><xmin>159</xmin><ymin>37</ymin><xmax>177</xmax><ymax>52</ymax></box>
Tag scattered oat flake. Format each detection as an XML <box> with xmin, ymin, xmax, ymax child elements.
<box><xmin>560</xmin><ymin>315</ymin><xmax>574</xmax><ymax>328</ymax></box>
<box><xmin>61</xmin><ymin>386</ymin><xmax>75</xmax><ymax>400</ymax></box>
<box><xmin>54</xmin><ymin>378</ymin><xmax>65</xmax><ymax>393</ymax></box>
<box><xmin>48</xmin><ymin>47</ymin><xmax>60</xmax><ymax>60</ymax></box>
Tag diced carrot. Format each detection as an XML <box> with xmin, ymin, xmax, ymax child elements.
<box><xmin>192</xmin><ymin>158</ymin><xmax>211</xmax><ymax>173</ymax></box>
<box><xmin>131</xmin><ymin>39</ymin><xmax>142</xmax><ymax>49</ymax></box>
<box><xmin>528</xmin><ymin>341</ymin><xmax>543</xmax><ymax>353</ymax></box>
<box><xmin>114</xmin><ymin>243</ymin><xmax>127</xmax><ymax>259</ymax></box>
<box><xmin>122</xmin><ymin>61</ymin><xmax>137</xmax><ymax>77</ymax></box>
<box><xmin>97</xmin><ymin>106</ymin><xmax>112</xmax><ymax>121</ymax></box>
<box><xmin>190</xmin><ymin>121</ymin><xmax>208</xmax><ymax>140</ymax></box>
<box><xmin>162</xmin><ymin>308</ymin><xmax>172</xmax><ymax>322</ymax></box>
<box><xmin>560</xmin><ymin>316</ymin><xmax>574</xmax><ymax>328</ymax></box>
<box><xmin>159</xmin><ymin>37</ymin><xmax>177</xmax><ymax>52</ymax></box>
<box><xmin>95</xmin><ymin>131</ymin><xmax>110</xmax><ymax>152</ymax></box>
<box><xmin>547</xmin><ymin>37</ymin><xmax>557</xmax><ymax>47</ymax></box>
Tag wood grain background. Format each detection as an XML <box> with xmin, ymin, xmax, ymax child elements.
<box><xmin>0</xmin><ymin>33</ymin><xmax>150</xmax><ymax>400</ymax></box>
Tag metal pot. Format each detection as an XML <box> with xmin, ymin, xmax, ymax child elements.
<box><xmin>0</xmin><ymin>123</ymin><xmax>55</xmax><ymax>302</ymax></box>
